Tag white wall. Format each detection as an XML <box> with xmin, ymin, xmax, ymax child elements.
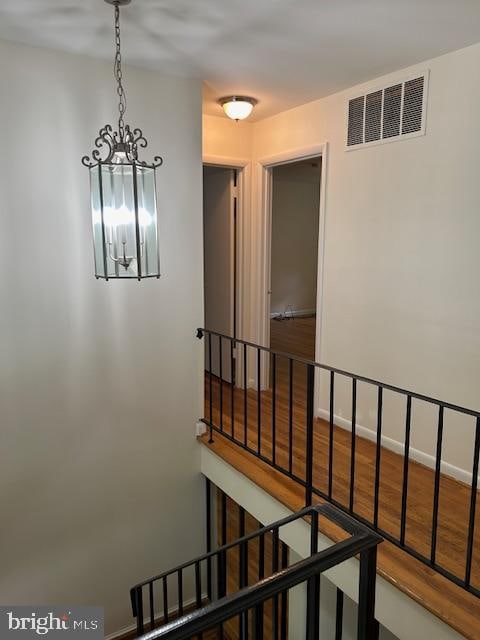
<box><xmin>0</xmin><ymin>40</ymin><xmax>204</xmax><ymax>635</ymax></box>
<box><xmin>270</xmin><ymin>161</ymin><xmax>320</xmax><ymax>316</ymax></box>
<box><xmin>203</xmin><ymin>114</ymin><xmax>253</xmax><ymax>161</ymax></box>
<box><xmin>251</xmin><ymin>42</ymin><xmax>480</xmax><ymax>477</ymax></box>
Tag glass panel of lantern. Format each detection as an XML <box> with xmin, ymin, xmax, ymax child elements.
<box><xmin>90</xmin><ymin>160</ymin><xmax>159</xmax><ymax>280</ymax></box>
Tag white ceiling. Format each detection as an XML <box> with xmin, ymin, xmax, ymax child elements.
<box><xmin>1</xmin><ymin>0</ymin><xmax>480</xmax><ymax>120</ymax></box>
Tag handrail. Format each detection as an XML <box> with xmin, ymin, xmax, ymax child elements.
<box><xmin>138</xmin><ymin>532</ymin><xmax>380</xmax><ymax>640</ymax></box>
<box><xmin>131</xmin><ymin>502</ymin><xmax>372</xmax><ymax>592</ymax></box>
<box><xmin>196</xmin><ymin>327</ymin><xmax>480</xmax><ymax>418</ymax></box>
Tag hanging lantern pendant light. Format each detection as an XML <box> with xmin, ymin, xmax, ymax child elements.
<box><xmin>82</xmin><ymin>0</ymin><xmax>162</xmax><ymax>280</ymax></box>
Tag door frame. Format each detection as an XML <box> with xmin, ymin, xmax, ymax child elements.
<box><xmin>203</xmin><ymin>154</ymin><xmax>251</xmax><ymax>385</ymax></box>
<box><xmin>254</xmin><ymin>142</ymin><xmax>328</xmax><ymax>388</ymax></box>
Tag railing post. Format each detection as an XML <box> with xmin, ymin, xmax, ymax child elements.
<box><xmin>357</xmin><ymin>546</ymin><xmax>378</xmax><ymax>640</ymax></box>
<box><xmin>305</xmin><ymin>364</ymin><xmax>315</xmax><ymax>507</ymax></box>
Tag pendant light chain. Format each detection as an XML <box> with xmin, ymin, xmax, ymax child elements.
<box><xmin>113</xmin><ymin>3</ymin><xmax>127</xmax><ymax>142</ymax></box>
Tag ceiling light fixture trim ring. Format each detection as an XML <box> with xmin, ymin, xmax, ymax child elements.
<box><xmin>218</xmin><ymin>96</ymin><xmax>258</xmax><ymax>107</ymax></box>
<box><xmin>104</xmin><ymin>0</ymin><xmax>132</xmax><ymax>6</ymax></box>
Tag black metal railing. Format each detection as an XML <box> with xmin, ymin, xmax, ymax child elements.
<box><xmin>131</xmin><ymin>483</ymin><xmax>382</xmax><ymax>639</ymax></box>
<box><xmin>197</xmin><ymin>327</ymin><xmax>480</xmax><ymax>598</ymax></box>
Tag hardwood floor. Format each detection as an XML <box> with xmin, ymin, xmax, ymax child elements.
<box><xmin>201</xmin><ymin>317</ymin><xmax>480</xmax><ymax>639</ymax></box>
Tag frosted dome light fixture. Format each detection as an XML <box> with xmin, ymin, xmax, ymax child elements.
<box><xmin>82</xmin><ymin>0</ymin><xmax>162</xmax><ymax>280</ymax></box>
<box><xmin>220</xmin><ymin>96</ymin><xmax>257</xmax><ymax>121</ymax></box>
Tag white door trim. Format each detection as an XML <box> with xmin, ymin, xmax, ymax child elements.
<box><xmin>203</xmin><ymin>154</ymin><xmax>252</xmax><ymax>388</ymax></box>
<box><xmin>203</xmin><ymin>154</ymin><xmax>251</xmax><ymax>170</ymax></box>
<box><xmin>254</xmin><ymin>142</ymin><xmax>329</xmax><ymax>389</ymax></box>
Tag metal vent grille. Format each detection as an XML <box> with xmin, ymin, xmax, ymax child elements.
<box><xmin>383</xmin><ymin>84</ymin><xmax>402</xmax><ymax>138</ymax></box>
<box><xmin>402</xmin><ymin>76</ymin><xmax>424</xmax><ymax>134</ymax></box>
<box><xmin>365</xmin><ymin>90</ymin><xmax>382</xmax><ymax>143</ymax></box>
<box><xmin>347</xmin><ymin>96</ymin><xmax>365</xmax><ymax>146</ymax></box>
<box><xmin>346</xmin><ymin>73</ymin><xmax>427</xmax><ymax>149</ymax></box>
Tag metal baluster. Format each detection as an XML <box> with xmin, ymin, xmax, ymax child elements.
<box><xmin>149</xmin><ymin>582</ymin><xmax>154</xmax><ymax>630</ymax></box>
<box><xmin>400</xmin><ymin>395</ymin><xmax>412</xmax><ymax>546</ymax></box>
<box><xmin>259</xmin><ymin>531</ymin><xmax>265</xmax><ymax>580</ymax></box>
<box><xmin>257</xmin><ymin>348</ymin><xmax>261</xmax><ymax>455</ymax></box>
<box><xmin>220</xmin><ymin>492</ymin><xmax>227</xmax><ymax>599</ymax></box>
<box><xmin>195</xmin><ymin>562</ymin><xmax>202</xmax><ymax>608</ymax></box>
<box><xmin>162</xmin><ymin>577</ymin><xmax>168</xmax><ymax>624</ymax></box>
<box><xmin>328</xmin><ymin>371</ymin><xmax>335</xmax><ymax>499</ymax></box>
<box><xmin>195</xmin><ymin>562</ymin><xmax>203</xmax><ymax>640</ymax></box>
<box><xmin>335</xmin><ymin>588</ymin><xmax>344</xmax><ymax>640</ymax></box>
<box><xmin>373</xmin><ymin>387</ymin><xmax>383</xmax><ymax>529</ymax></box>
<box><xmin>208</xmin><ymin>334</ymin><xmax>213</xmax><ymax>443</ymax></box>
<box><xmin>349</xmin><ymin>378</ymin><xmax>357</xmax><ymax>513</ymax></box>
<box><xmin>431</xmin><ymin>405</ymin><xmax>444</xmax><ymax>565</ymax></box>
<box><xmin>244</xmin><ymin>343</ymin><xmax>248</xmax><ymax>447</ymax></box>
<box><xmin>136</xmin><ymin>586</ymin><xmax>144</xmax><ymax>636</ymax></box>
<box><xmin>206</xmin><ymin>478</ymin><xmax>212</xmax><ymax>601</ymax></box>
<box><xmin>253</xmin><ymin>603</ymin><xmax>263</xmax><ymax>640</ymax></box>
<box><xmin>216</xmin><ymin>551</ymin><xmax>223</xmax><ymax>602</ymax></box>
<box><xmin>289</xmin><ymin>359</ymin><xmax>294</xmax><ymax>475</ymax></box>
<box><xmin>216</xmin><ymin>548</ymin><xmax>226</xmax><ymax>640</ymax></box>
<box><xmin>305</xmin><ymin>364</ymin><xmax>315</xmax><ymax>506</ymax></box>
<box><xmin>231</xmin><ymin>339</ymin><xmax>235</xmax><ymax>438</ymax></box>
<box><xmin>280</xmin><ymin>544</ymin><xmax>288</xmax><ymax>640</ymax></box>
<box><xmin>177</xmin><ymin>569</ymin><xmax>183</xmax><ymax>617</ymax></box>
<box><xmin>465</xmin><ymin>417</ymin><xmax>480</xmax><ymax>586</ymax></box>
<box><xmin>272</xmin><ymin>353</ymin><xmax>277</xmax><ymax>466</ymax></box>
<box><xmin>272</xmin><ymin>529</ymin><xmax>279</xmax><ymax>640</ymax></box>
<box><xmin>219</xmin><ymin>336</ymin><xmax>223</xmax><ymax>431</ymax></box>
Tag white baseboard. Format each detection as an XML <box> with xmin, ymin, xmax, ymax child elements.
<box><xmin>316</xmin><ymin>408</ymin><xmax>474</xmax><ymax>485</ymax></box>
<box><xmin>270</xmin><ymin>308</ymin><xmax>316</xmax><ymax>319</ymax></box>
<box><xmin>105</xmin><ymin>595</ymin><xmax>203</xmax><ymax>640</ymax></box>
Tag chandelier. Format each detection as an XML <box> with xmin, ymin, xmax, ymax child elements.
<box><xmin>82</xmin><ymin>0</ymin><xmax>162</xmax><ymax>280</ymax></box>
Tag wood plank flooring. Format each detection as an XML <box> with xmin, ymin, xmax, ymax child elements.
<box><xmin>201</xmin><ymin>317</ymin><xmax>480</xmax><ymax>639</ymax></box>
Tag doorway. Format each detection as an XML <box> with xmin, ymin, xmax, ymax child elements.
<box><xmin>203</xmin><ymin>165</ymin><xmax>237</xmax><ymax>382</ymax></box>
<box><xmin>269</xmin><ymin>157</ymin><xmax>322</xmax><ymax>361</ymax></box>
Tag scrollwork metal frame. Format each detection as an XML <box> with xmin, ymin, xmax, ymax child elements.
<box><xmin>81</xmin><ymin>124</ymin><xmax>163</xmax><ymax>169</ymax></box>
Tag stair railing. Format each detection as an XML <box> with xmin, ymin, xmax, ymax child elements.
<box><xmin>131</xmin><ymin>502</ymin><xmax>382</xmax><ymax>639</ymax></box>
<box><xmin>197</xmin><ymin>327</ymin><xmax>480</xmax><ymax>597</ymax></box>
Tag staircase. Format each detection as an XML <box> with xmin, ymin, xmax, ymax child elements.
<box><xmin>130</xmin><ymin>502</ymin><xmax>382</xmax><ymax>639</ymax></box>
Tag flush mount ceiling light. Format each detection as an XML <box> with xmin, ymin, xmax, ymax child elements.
<box><xmin>219</xmin><ymin>96</ymin><xmax>257</xmax><ymax>121</ymax></box>
<box><xmin>82</xmin><ymin>0</ymin><xmax>162</xmax><ymax>281</ymax></box>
